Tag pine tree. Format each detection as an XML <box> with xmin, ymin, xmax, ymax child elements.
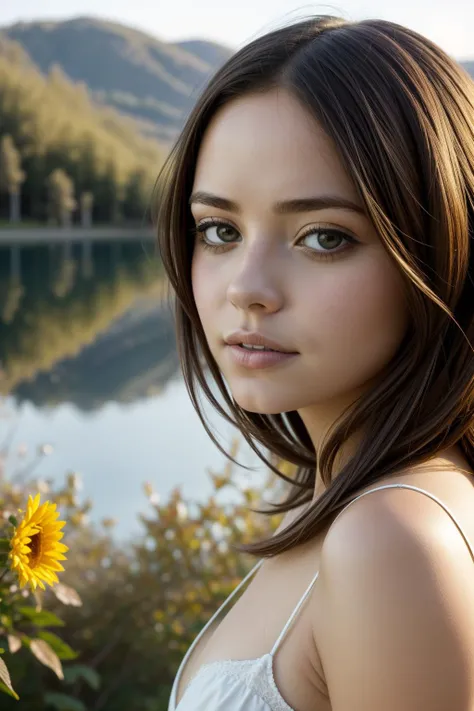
<box><xmin>46</xmin><ymin>168</ymin><xmax>77</xmax><ymax>226</ymax></box>
<box><xmin>0</xmin><ymin>134</ymin><xmax>25</xmax><ymax>222</ymax></box>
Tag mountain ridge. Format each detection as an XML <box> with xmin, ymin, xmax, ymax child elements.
<box><xmin>2</xmin><ymin>16</ymin><xmax>473</xmax><ymax>146</ymax></box>
<box><xmin>2</xmin><ymin>16</ymin><xmax>234</xmax><ymax>144</ymax></box>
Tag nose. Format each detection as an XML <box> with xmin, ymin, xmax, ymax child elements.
<box><xmin>226</xmin><ymin>243</ymin><xmax>283</xmax><ymax>313</ymax></box>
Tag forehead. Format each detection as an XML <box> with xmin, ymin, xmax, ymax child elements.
<box><xmin>192</xmin><ymin>89</ymin><xmax>359</xmax><ymax>204</ymax></box>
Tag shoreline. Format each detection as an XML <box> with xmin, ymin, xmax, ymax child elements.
<box><xmin>0</xmin><ymin>226</ymin><xmax>155</xmax><ymax>245</ymax></box>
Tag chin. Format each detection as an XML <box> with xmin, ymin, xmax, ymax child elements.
<box><xmin>240</xmin><ymin>403</ymin><xmax>287</xmax><ymax>415</ymax></box>
<box><xmin>229</xmin><ymin>386</ymin><xmax>299</xmax><ymax>415</ymax></box>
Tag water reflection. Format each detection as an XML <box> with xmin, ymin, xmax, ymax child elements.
<box><xmin>0</xmin><ymin>238</ymin><xmax>177</xmax><ymax>405</ymax></box>
<box><xmin>0</xmin><ymin>237</ymin><xmax>265</xmax><ymax>540</ymax></box>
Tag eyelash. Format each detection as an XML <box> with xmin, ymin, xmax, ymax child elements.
<box><xmin>191</xmin><ymin>218</ymin><xmax>357</xmax><ymax>261</ymax></box>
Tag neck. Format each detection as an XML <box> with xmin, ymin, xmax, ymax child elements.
<box><xmin>297</xmin><ymin>391</ymin><xmax>364</xmax><ymax>505</ymax></box>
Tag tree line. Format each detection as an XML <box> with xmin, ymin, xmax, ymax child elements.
<box><xmin>0</xmin><ymin>35</ymin><xmax>167</xmax><ymax>226</ymax></box>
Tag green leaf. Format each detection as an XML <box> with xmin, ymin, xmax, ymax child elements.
<box><xmin>0</xmin><ymin>657</ymin><xmax>19</xmax><ymax>700</ymax></box>
<box><xmin>52</xmin><ymin>584</ymin><xmax>82</xmax><ymax>607</ymax></box>
<box><xmin>37</xmin><ymin>631</ymin><xmax>78</xmax><ymax>660</ymax></box>
<box><xmin>17</xmin><ymin>606</ymin><xmax>65</xmax><ymax>627</ymax></box>
<box><xmin>8</xmin><ymin>516</ymin><xmax>17</xmax><ymax>528</ymax></box>
<box><xmin>44</xmin><ymin>692</ymin><xmax>86</xmax><ymax>711</ymax></box>
<box><xmin>0</xmin><ymin>613</ymin><xmax>12</xmax><ymax>629</ymax></box>
<box><xmin>30</xmin><ymin>638</ymin><xmax>64</xmax><ymax>679</ymax></box>
<box><xmin>0</xmin><ymin>680</ymin><xmax>19</xmax><ymax>701</ymax></box>
<box><xmin>63</xmin><ymin>664</ymin><xmax>101</xmax><ymax>690</ymax></box>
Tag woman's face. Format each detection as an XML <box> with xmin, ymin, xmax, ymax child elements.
<box><xmin>190</xmin><ymin>89</ymin><xmax>409</xmax><ymax>418</ymax></box>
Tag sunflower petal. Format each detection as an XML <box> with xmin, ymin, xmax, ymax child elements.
<box><xmin>10</xmin><ymin>495</ymin><xmax>68</xmax><ymax>592</ymax></box>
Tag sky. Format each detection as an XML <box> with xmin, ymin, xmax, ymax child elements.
<box><xmin>0</xmin><ymin>0</ymin><xmax>473</xmax><ymax>61</ymax></box>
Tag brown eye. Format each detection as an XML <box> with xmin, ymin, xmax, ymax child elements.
<box><xmin>209</xmin><ymin>224</ymin><xmax>238</xmax><ymax>243</ymax></box>
<box><xmin>301</xmin><ymin>229</ymin><xmax>347</xmax><ymax>252</ymax></box>
<box><xmin>195</xmin><ymin>220</ymin><xmax>241</xmax><ymax>247</ymax></box>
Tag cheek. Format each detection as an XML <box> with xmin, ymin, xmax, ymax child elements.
<box><xmin>191</xmin><ymin>253</ymin><xmax>221</xmax><ymax>336</ymax></box>
<box><xmin>299</xmin><ymin>254</ymin><xmax>409</xmax><ymax>368</ymax></box>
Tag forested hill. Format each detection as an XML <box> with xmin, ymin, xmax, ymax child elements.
<box><xmin>2</xmin><ymin>17</ymin><xmax>473</xmax><ymax>144</ymax></box>
<box><xmin>2</xmin><ymin>17</ymin><xmax>234</xmax><ymax>144</ymax></box>
<box><xmin>0</xmin><ymin>18</ymin><xmax>472</xmax><ymax>227</ymax></box>
<box><xmin>0</xmin><ymin>32</ymin><xmax>166</xmax><ymax>223</ymax></box>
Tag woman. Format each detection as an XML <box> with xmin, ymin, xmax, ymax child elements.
<box><xmin>155</xmin><ymin>15</ymin><xmax>474</xmax><ymax>711</ymax></box>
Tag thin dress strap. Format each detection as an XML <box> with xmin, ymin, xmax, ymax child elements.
<box><xmin>171</xmin><ymin>482</ymin><xmax>474</xmax><ymax>706</ymax></box>
<box><xmin>169</xmin><ymin>557</ymin><xmax>264</xmax><ymax>708</ymax></box>
<box><xmin>269</xmin><ymin>482</ymin><xmax>474</xmax><ymax>657</ymax></box>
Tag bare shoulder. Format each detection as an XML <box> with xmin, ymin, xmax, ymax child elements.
<box><xmin>321</xmin><ymin>482</ymin><xmax>474</xmax><ymax>567</ymax></box>
<box><xmin>312</xmin><ymin>485</ymin><xmax>474</xmax><ymax>711</ymax></box>
<box><xmin>320</xmin><ymin>481</ymin><xmax>474</xmax><ymax>571</ymax></box>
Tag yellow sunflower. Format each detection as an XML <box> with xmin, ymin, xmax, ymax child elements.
<box><xmin>8</xmin><ymin>493</ymin><xmax>69</xmax><ymax>591</ymax></box>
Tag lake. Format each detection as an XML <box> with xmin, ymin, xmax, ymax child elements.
<box><xmin>0</xmin><ymin>235</ymin><xmax>267</xmax><ymax>541</ymax></box>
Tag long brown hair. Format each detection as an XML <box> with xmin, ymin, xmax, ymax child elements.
<box><xmin>154</xmin><ymin>16</ymin><xmax>474</xmax><ymax>558</ymax></box>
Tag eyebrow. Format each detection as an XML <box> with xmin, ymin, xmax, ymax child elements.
<box><xmin>188</xmin><ymin>191</ymin><xmax>366</xmax><ymax>216</ymax></box>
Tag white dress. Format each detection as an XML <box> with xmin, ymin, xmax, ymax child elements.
<box><xmin>168</xmin><ymin>483</ymin><xmax>474</xmax><ymax>711</ymax></box>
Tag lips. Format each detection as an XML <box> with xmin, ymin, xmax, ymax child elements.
<box><xmin>226</xmin><ymin>343</ymin><xmax>299</xmax><ymax>370</ymax></box>
<box><xmin>224</xmin><ymin>331</ymin><xmax>297</xmax><ymax>354</ymax></box>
